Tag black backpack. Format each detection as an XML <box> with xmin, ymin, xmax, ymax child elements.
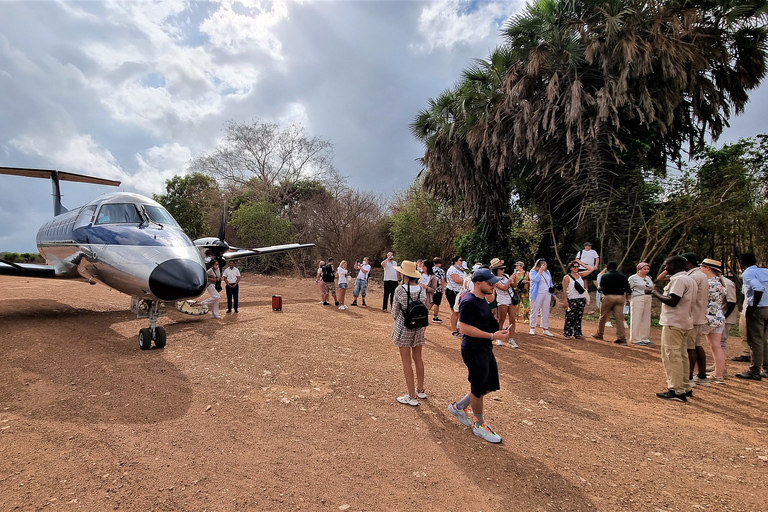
<box><xmin>322</xmin><ymin>264</ymin><xmax>335</xmax><ymax>282</ymax></box>
<box><xmin>403</xmin><ymin>286</ymin><xmax>429</xmax><ymax>329</ymax></box>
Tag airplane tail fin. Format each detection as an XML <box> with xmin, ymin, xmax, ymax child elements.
<box><xmin>0</xmin><ymin>166</ymin><xmax>121</xmax><ymax>216</ymax></box>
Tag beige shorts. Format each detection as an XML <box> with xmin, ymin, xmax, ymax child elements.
<box><xmin>686</xmin><ymin>324</ymin><xmax>703</xmax><ymax>349</ymax></box>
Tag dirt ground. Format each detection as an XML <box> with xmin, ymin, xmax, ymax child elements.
<box><xmin>1</xmin><ymin>274</ymin><xmax>767</xmax><ymax>512</ymax></box>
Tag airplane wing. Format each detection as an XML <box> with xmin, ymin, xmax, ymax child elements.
<box><xmin>0</xmin><ymin>260</ymin><xmax>56</xmax><ymax>278</ymax></box>
<box><xmin>222</xmin><ymin>243</ymin><xmax>315</xmax><ymax>260</ymax></box>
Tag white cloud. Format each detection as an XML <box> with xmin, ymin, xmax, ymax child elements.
<box><xmin>10</xmin><ymin>130</ymin><xmax>125</xmax><ymax>181</ymax></box>
<box><xmin>130</xmin><ymin>142</ymin><xmax>195</xmax><ymax>194</ymax></box>
<box><xmin>200</xmin><ymin>0</ymin><xmax>290</xmax><ymax>59</ymax></box>
<box><xmin>413</xmin><ymin>0</ymin><xmax>521</xmax><ymax>52</ymax></box>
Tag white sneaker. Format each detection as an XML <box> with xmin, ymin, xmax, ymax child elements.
<box><xmin>494</xmin><ymin>339</ymin><xmax>503</xmax><ymax>346</ymax></box>
<box><xmin>416</xmin><ymin>390</ymin><xmax>427</xmax><ymax>399</ymax></box>
<box><xmin>606</xmin><ymin>322</ymin><xmax>612</xmax><ymax>327</ymax></box>
<box><xmin>529</xmin><ymin>328</ymin><xmax>536</xmax><ymax>335</ymax></box>
<box><xmin>397</xmin><ymin>394</ymin><xmax>418</xmax><ymax>406</ymax></box>
<box><xmin>318</xmin><ymin>301</ymin><xmax>325</xmax><ymax>304</ymax></box>
<box><xmin>543</xmin><ymin>330</ymin><xmax>555</xmax><ymax>337</ymax></box>
<box><xmin>508</xmin><ymin>338</ymin><xmax>518</xmax><ymax>348</ymax></box>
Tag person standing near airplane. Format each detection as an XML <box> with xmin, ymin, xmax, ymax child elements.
<box><xmin>222</xmin><ymin>260</ymin><xmax>241</xmax><ymax>314</ymax></box>
<box><xmin>197</xmin><ymin>260</ymin><xmax>222</xmax><ymax>319</ymax></box>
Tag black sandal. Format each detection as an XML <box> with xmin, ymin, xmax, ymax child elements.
<box><xmin>451</xmin><ymin>331</ymin><xmax>461</xmax><ymax>337</ymax></box>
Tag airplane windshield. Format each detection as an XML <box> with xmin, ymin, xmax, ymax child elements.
<box><xmin>144</xmin><ymin>205</ymin><xmax>179</xmax><ymax>227</ymax></box>
<box><xmin>95</xmin><ymin>203</ymin><xmax>142</xmax><ymax>225</ymax></box>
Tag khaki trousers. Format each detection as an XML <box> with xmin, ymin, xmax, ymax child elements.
<box><xmin>739</xmin><ymin>312</ymin><xmax>751</xmax><ymax>357</ymax></box>
<box><xmin>661</xmin><ymin>326</ymin><xmax>691</xmax><ymax>394</ymax></box>
<box><xmin>598</xmin><ymin>295</ymin><xmax>626</xmax><ymax>340</ymax></box>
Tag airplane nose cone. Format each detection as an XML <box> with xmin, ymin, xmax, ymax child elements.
<box><xmin>149</xmin><ymin>259</ymin><xmax>207</xmax><ymax>301</ymax></box>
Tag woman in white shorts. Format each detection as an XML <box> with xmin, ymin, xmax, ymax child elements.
<box><xmin>700</xmin><ymin>258</ymin><xmax>727</xmax><ymax>383</ymax></box>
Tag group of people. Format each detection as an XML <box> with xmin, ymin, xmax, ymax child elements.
<box><xmin>315</xmin><ymin>257</ymin><xmax>371</xmax><ymax>309</ymax></box>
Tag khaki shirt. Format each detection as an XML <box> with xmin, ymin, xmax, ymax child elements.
<box><xmin>660</xmin><ymin>272</ymin><xmax>697</xmax><ymax>331</ymax></box>
<box><xmin>687</xmin><ymin>267</ymin><xmax>708</xmax><ymax>325</ymax></box>
<box><xmin>723</xmin><ymin>277</ymin><xmax>739</xmax><ymax>324</ymax></box>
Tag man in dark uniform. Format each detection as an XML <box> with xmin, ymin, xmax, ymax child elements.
<box><xmin>592</xmin><ymin>261</ymin><xmax>631</xmax><ymax>344</ymax></box>
<box><xmin>447</xmin><ymin>268</ymin><xmax>511</xmax><ymax>444</ymax></box>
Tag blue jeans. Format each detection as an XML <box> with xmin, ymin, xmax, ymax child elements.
<box><xmin>353</xmin><ymin>279</ymin><xmax>368</xmax><ymax>298</ymax></box>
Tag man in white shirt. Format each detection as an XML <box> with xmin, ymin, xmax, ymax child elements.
<box><xmin>381</xmin><ymin>251</ymin><xmax>400</xmax><ymax>312</ymax></box>
<box><xmin>222</xmin><ymin>260</ymin><xmax>241</xmax><ymax>313</ymax></box>
<box><xmin>576</xmin><ymin>242</ymin><xmax>599</xmax><ymax>280</ymax></box>
<box><xmin>351</xmin><ymin>257</ymin><xmax>371</xmax><ymax>307</ymax></box>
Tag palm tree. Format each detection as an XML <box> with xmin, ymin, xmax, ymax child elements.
<box><xmin>412</xmin><ymin>0</ymin><xmax>768</xmax><ymax>253</ymax></box>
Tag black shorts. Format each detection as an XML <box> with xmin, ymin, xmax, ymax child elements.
<box><xmin>432</xmin><ymin>291</ymin><xmax>443</xmax><ymax>306</ymax></box>
<box><xmin>461</xmin><ymin>342</ymin><xmax>500</xmax><ymax>397</ymax></box>
<box><xmin>446</xmin><ymin>289</ymin><xmax>458</xmax><ymax>309</ymax></box>
<box><xmin>579</xmin><ymin>269</ymin><xmax>597</xmax><ymax>281</ymax></box>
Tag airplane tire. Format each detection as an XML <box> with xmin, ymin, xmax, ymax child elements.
<box><xmin>153</xmin><ymin>326</ymin><xmax>166</xmax><ymax>349</ymax></box>
<box><xmin>138</xmin><ymin>328</ymin><xmax>153</xmax><ymax>350</ymax></box>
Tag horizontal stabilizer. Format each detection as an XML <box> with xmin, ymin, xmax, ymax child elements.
<box><xmin>0</xmin><ymin>261</ymin><xmax>56</xmax><ymax>278</ymax></box>
<box><xmin>0</xmin><ymin>166</ymin><xmax>121</xmax><ymax>187</ymax></box>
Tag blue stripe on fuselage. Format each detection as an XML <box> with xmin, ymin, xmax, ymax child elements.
<box><xmin>72</xmin><ymin>225</ymin><xmax>195</xmax><ymax>247</ymax></box>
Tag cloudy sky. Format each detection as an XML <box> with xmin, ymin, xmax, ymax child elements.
<box><xmin>1</xmin><ymin>0</ymin><xmax>765</xmax><ymax>253</ymax></box>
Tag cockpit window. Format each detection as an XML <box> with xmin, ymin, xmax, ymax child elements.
<box><xmin>144</xmin><ymin>205</ymin><xmax>179</xmax><ymax>227</ymax></box>
<box><xmin>95</xmin><ymin>203</ymin><xmax>141</xmax><ymax>224</ymax></box>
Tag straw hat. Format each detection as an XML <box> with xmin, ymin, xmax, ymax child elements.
<box><xmin>395</xmin><ymin>260</ymin><xmax>422</xmax><ymax>279</ymax></box>
<box><xmin>489</xmin><ymin>258</ymin><xmax>505</xmax><ymax>269</ymax></box>
<box><xmin>700</xmin><ymin>258</ymin><xmax>722</xmax><ymax>273</ymax></box>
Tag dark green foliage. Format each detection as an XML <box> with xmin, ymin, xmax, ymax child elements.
<box><xmin>153</xmin><ymin>174</ymin><xmax>220</xmax><ymax>239</ymax></box>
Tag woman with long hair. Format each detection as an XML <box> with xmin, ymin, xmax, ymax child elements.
<box><xmin>391</xmin><ymin>261</ymin><xmax>427</xmax><ymax>406</ymax></box>
<box><xmin>529</xmin><ymin>259</ymin><xmax>555</xmax><ymax>337</ymax></box>
<box><xmin>512</xmin><ymin>261</ymin><xmax>530</xmax><ymax>324</ymax></box>
<box><xmin>196</xmin><ymin>260</ymin><xmax>222</xmax><ymax>319</ymax></box>
<box><xmin>337</xmin><ymin>260</ymin><xmax>349</xmax><ymax>310</ymax></box>
<box><xmin>562</xmin><ymin>260</ymin><xmax>594</xmax><ymax>339</ymax></box>
<box><xmin>419</xmin><ymin>260</ymin><xmax>438</xmax><ymax>311</ymax></box>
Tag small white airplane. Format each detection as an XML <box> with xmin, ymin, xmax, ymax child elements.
<box><xmin>0</xmin><ymin>166</ymin><xmax>314</xmax><ymax>349</ymax></box>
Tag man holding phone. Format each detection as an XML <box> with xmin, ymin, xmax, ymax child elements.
<box><xmin>447</xmin><ymin>268</ymin><xmax>510</xmax><ymax>444</ymax></box>
<box><xmin>381</xmin><ymin>251</ymin><xmax>400</xmax><ymax>312</ymax></box>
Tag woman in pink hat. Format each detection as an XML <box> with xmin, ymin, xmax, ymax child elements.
<box><xmin>628</xmin><ymin>262</ymin><xmax>654</xmax><ymax>345</ymax></box>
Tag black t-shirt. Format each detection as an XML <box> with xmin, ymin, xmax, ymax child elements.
<box><xmin>600</xmin><ymin>270</ymin><xmax>631</xmax><ymax>296</ymax></box>
<box><xmin>459</xmin><ymin>293</ymin><xmax>499</xmax><ymax>348</ymax></box>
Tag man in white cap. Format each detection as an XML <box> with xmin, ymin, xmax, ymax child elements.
<box><xmin>447</xmin><ymin>268</ymin><xmax>511</xmax><ymax>444</ymax></box>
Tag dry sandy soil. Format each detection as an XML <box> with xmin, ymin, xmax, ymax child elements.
<box><xmin>1</xmin><ymin>274</ymin><xmax>767</xmax><ymax>511</ymax></box>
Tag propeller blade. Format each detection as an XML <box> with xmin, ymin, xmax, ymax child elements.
<box><xmin>218</xmin><ymin>200</ymin><xmax>227</xmax><ymax>242</ymax></box>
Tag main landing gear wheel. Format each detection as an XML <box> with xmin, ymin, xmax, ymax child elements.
<box><xmin>138</xmin><ymin>328</ymin><xmax>153</xmax><ymax>350</ymax></box>
<box><xmin>153</xmin><ymin>326</ymin><xmax>166</xmax><ymax>349</ymax></box>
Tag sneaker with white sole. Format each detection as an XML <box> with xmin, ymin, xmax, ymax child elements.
<box><xmin>448</xmin><ymin>403</ymin><xmax>471</xmax><ymax>427</ymax></box>
<box><xmin>494</xmin><ymin>339</ymin><xmax>503</xmax><ymax>346</ymax></box>
<box><xmin>397</xmin><ymin>394</ymin><xmax>418</xmax><ymax>406</ymax></box>
<box><xmin>472</xmin><ymin>421</ymin><xmax>502</xmax><ymax>443</ymax></box>
<box><xmin>529</xmin><ymin>328</ymin><xmax>536</xmax><ymax>335</ymax></box>
<box><xmin>508</xmin><ymin>338</ymin><xmax>518</xmax><ymax>348</ymax></box>
<box><xmin>543</xmin><ymin>330</ymin><xmax>555</xmax><ymax>337</ymax></box>
<box><xmin>416</xmin><ymin>390</ymin><xmax>427</xmax><ymax>399</ymax></box>
<box><xmin>432</xmin><ymin>317</ymin><xmax>443</xmax><ymax>323</ymax></box>
<box><xmin>693</xmin><ymin>375</ymin><xmax>711</xmax><ymax>387</ymax></box>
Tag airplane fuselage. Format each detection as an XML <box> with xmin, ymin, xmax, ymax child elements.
<box><xmin>35</xmin><ymin>192</ymin><xmax>207</xmax><ymax>301</ymax></box>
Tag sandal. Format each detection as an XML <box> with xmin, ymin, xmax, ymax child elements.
<box><xmin>451</xmin><ymin>331</ymin><xmax>461</xmax><ymax>337</ymax></box>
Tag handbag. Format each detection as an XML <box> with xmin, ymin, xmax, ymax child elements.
<box><xmin>214</xmin><ymin>281</ymin><xmax>222</xmax><ymax>292</ymax></box>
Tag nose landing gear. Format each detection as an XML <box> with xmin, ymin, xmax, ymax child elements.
<box><xmin>131</xmin><ymin>297</ymin><xmax>167</xmax><ymax>350</ymax></box>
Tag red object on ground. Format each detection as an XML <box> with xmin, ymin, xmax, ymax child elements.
<box><xmin>272</xmin><ymin>295</ymin><xmax>282</xmax><ymax>311</ymax></box>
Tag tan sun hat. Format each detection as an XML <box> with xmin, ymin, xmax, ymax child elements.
<box><xmin>700</xmin><ymin>258</ymin><xmax>723</xmax><ymax>273</ymax></box>
<box><xmin>489</xmin><ymin>258</ymin><xmax>505</xmax><ymax>269</ymax></box>
<box><xmin>395</xmin><ymin>260</ymin><xmax>422</xmax><ymax>279</ymax></box>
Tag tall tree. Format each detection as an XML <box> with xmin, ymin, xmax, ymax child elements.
<box><xmin>153</xmin><ymin>173</ymin><xmax>220</xmax><ymax>239</ymax></box>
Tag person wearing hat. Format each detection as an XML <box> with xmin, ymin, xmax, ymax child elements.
<box><xmin>628</xmin><ymin>262</ymin><xmax>655</xmax><ymax>345</ymax></box>
<box><xmin>699</xmin><ymin>259</ymin><xmax>727</xmax><ymax>383</ymax></box>
<box><xmin>491</xmin><ymin>259</ymin><xmax>518</xmax><ymax>348</ymax></box>
<box><xmin>681</xmin><ymin>252</ymin><xmax>711</xmax><ymax>387</ymax></box>
<box><xmin>447</xmin><ymin>267</ymin><xmax>511</xmax><ymax>443</ymax></box>
<box><xmin>736</xmin><ymin>253</ymin><xmax>768</xmax><ymax>381</ymax></box>
<box><xmin>649</xmin><ymin>255</ymin><xmax>697</xmax><ymax>402</ymax></box>
<box><xmin>390</xmin><ymin>260</ymin><xmax>428</xmax><ymax>406</ymax></box>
